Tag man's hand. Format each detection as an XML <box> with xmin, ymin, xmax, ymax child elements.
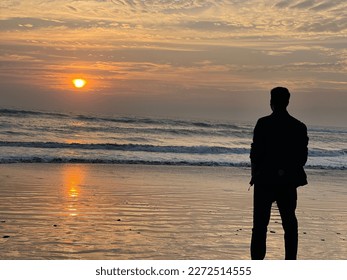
<box><xmin>249</xmin><ymin>178</ymin><xmax>254</xmax><ymax>187</ymax></box>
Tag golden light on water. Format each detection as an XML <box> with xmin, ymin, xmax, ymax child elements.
<box><xmin>72</xmin><ymin>78</ymin><xmax>87</xmax><ymax>89</ymax></box>
<box><xmin>63</xmin><ymin>165</ymin><xmax>85</xmax><ymax>216</ymax></box>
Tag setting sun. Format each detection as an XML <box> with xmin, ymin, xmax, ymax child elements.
<box><xmin>72</xmin><ymin>78</ymin><xmax>87</xmax><ymax>88</ymax></box>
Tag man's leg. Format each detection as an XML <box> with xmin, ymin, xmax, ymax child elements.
<box><xmin>251</xmin><ymin>184</ymin><xmax>273</xmax><ymax>260</ymax></box>
<box><xmin>277</xmin><ymin>187</ymin><xmax>298</xmax><ymax>260</ymax></box>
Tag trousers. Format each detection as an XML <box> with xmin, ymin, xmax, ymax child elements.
<box><xmin>251</xmin><ymin>184</ymin><xmax>298</xmax><ymax>260</ymax></box>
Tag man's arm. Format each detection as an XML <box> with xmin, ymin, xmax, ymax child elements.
<box><xmin>299</xmin><ymin>123</ymin><xmax>309</xmax><ymax>166</ymax></box>
<box><xmin>250</xmin><ymin>120</ymin><xmax>265</xmax><ymax>185</ymax></box>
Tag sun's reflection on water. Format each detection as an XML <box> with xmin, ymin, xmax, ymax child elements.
<box><xmin>63</xmin><ymin>165</ymin><xmax>85</xmax><ymax>217</ymax></box>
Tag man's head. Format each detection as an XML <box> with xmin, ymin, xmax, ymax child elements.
<box><xmin>270</xmin><ymin>87</ymin><xmax>290</xmax><ymax>112</ymax></box>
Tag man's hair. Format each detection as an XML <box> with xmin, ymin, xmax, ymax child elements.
<box><xmin>270</xmin><ymin>87</ymin><xmax>290</xmax><ymax>108</ymax></box>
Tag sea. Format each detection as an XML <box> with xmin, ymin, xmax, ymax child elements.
<box><xmin>0</xmin><ymin>108</ymin><xmax>346</xmax><ymax>169</ymax></box>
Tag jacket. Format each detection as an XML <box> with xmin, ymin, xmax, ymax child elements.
<box><xmin>250</xmin><ymin>111</ymin><xmax>308</xmax><ymax>187</ymax></box>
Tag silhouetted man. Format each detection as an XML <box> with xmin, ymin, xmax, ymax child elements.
<box><xmin>250</xmin><ymin>87</ymin><xmax>308</xmax><ymax>260</ymax></box>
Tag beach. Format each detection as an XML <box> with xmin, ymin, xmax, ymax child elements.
<box><xmin>0</xmin><ymin>164</ymin><xmax>346</xmax><ymax>260</ymax></box>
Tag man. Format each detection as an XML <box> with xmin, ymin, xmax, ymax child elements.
<box><xmin>250</xmin><ymin>87</ymin><xmax>308</xmax><ymax>260</ymax></box>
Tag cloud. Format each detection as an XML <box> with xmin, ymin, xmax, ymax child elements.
<box><xmin>311</xmin><ymin>0</ymin><xmax>345</xmax><ymax>11</ymax></box>
<box><xmin>0</xmin><ymin>18</ymin><xmax>65</xmax><ymax>30</ymax></box>
<box><xmin>296</xmin><ymin>18</ymin><xmax>347</xmax><ymax>32</ymax></box>
<box><xmin>274</xmin><ymin>0</ymin><xmax>346</xmax><ymax>11</ymax></box>
<box><xmin>292</xmin><ymin>0</ymin><xmax>316</xmax><ymax>9</ymax></box>
<box><xmin>66</xmin><ymin>5</ymin><xmax>78</xmax><ymax>12</ymax></box>
<box><xmin>0</xmin><ymin>17</ymin><xmax>141</xmax><ymax>31</ymax></box>
<box><xmin>0</xmin><ymin>53</ymin><xmax>42</xmax><ymax>62</ymax></box>
<box><xmin>1</xmin><ymin>0</ymin><xmax>346</xmax><ymax>40</ymax></box>
<box><xmin>274</xmin><ymin>1</ymin><xmax>292</xmax><ymax>8</ymax></box>
<box><xmin>1</xmin><ymin>1</ymin><xmax>347</xmax><ymax>99</ymax></box>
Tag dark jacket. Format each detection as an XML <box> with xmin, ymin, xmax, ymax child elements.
<box><xmin>250</xmin><ymin>111</ymin><xmax>308</xmax><ymax>187</ymax></box>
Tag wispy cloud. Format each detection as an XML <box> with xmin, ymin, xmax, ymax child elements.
<box><xmin>1</xmin><ymin>0</ymin><xmax>346</xmax><ymax>99</ymax></box>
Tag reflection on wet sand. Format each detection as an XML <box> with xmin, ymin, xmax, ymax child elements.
<box><xmin>63</xmin><ymin>165</ymin><xmax>85</xmax><ymax>217</ymax></box>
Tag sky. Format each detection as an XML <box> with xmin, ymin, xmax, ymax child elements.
<box><xmin>1</xmin><ymin>0</ymin><xmax>346</xmax><ymax>126</ymax></box>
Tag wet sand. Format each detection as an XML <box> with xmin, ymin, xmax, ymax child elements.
<box><xmin>0</xmin><ymin>164</ymin><xmax>346</xmax><ymax>259</ymax></box>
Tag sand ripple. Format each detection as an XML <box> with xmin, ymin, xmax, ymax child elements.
<box><xmin>0</xmin><ymin>164</ymin><xmax>346</xmax><ymax>259</ymax></box>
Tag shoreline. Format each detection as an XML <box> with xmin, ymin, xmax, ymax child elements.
<box><xmin>0</xmin><ymin>164</ymin><xmax>346</xmax><ymax>260</ymax></box>
<box><xmin>0</xmin><ymin>162</ymin><xmax>345</xmax><ymax>172</ymax></box>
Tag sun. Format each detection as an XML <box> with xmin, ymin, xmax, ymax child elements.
<box><xmin>72</xmin><ymin>78</ymin><xmax>87</xmax><ymax>88</ymax></box>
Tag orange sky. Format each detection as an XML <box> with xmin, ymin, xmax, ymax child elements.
<box><xmin>1</xmin><ymin>0</ymin><xmax>346</xmax><ymax>126</ymax></box>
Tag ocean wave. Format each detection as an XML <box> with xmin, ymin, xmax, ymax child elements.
<box><xmin>309</xmin><ymin>126</ymin><xmax>347</xmax><ymax>135</ymax></box>
<box><xmin>73</xmin><ymin>115</ymin><xmax>245</xmax><ymax>132</ymax></box>
<box><xmin>1</xmin><ymin>108</ymin><xmax>244</xmax><ymax>131</ymax></box>
<box><xmin>1</xmin><ymin>141</ymin><xmax>345</xmax><ymax>157</ymax></box>
<box><xmin>76</xmin><ymin>113</ymin><xmax>243</xmax><ymax>129</ymax></box>
<box><xmin>0</xmin><ymin>108</ymin><xmax>67</xmax><ymax>118</ymax></box>
<box><xmin>62</xmin><ymin>125</ymin><xmax>245</xmax><ymax>138</ymax></box>
<box><xmin>0</xmin><ymin>141</ymin><xmax>249</xmax><ymax>155</ymax></box>
<box><xmin>0</xmin><ymin>156</ymin><xmax>243</xmax><ymax>166</ymax></box>
<box><xmin>308</xmin><ymin>148</ymin><xmax>347</xmax><ymax>157</ymax></box>
<box><xmin>0</xmin><ymin>156</ymin><xmax>345</xmax><ymax>170</ymax></box>
<box><xmin>1</xmin><ymin>108</ymin><xmax>345</xmax><ymax>171</ymax></box>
